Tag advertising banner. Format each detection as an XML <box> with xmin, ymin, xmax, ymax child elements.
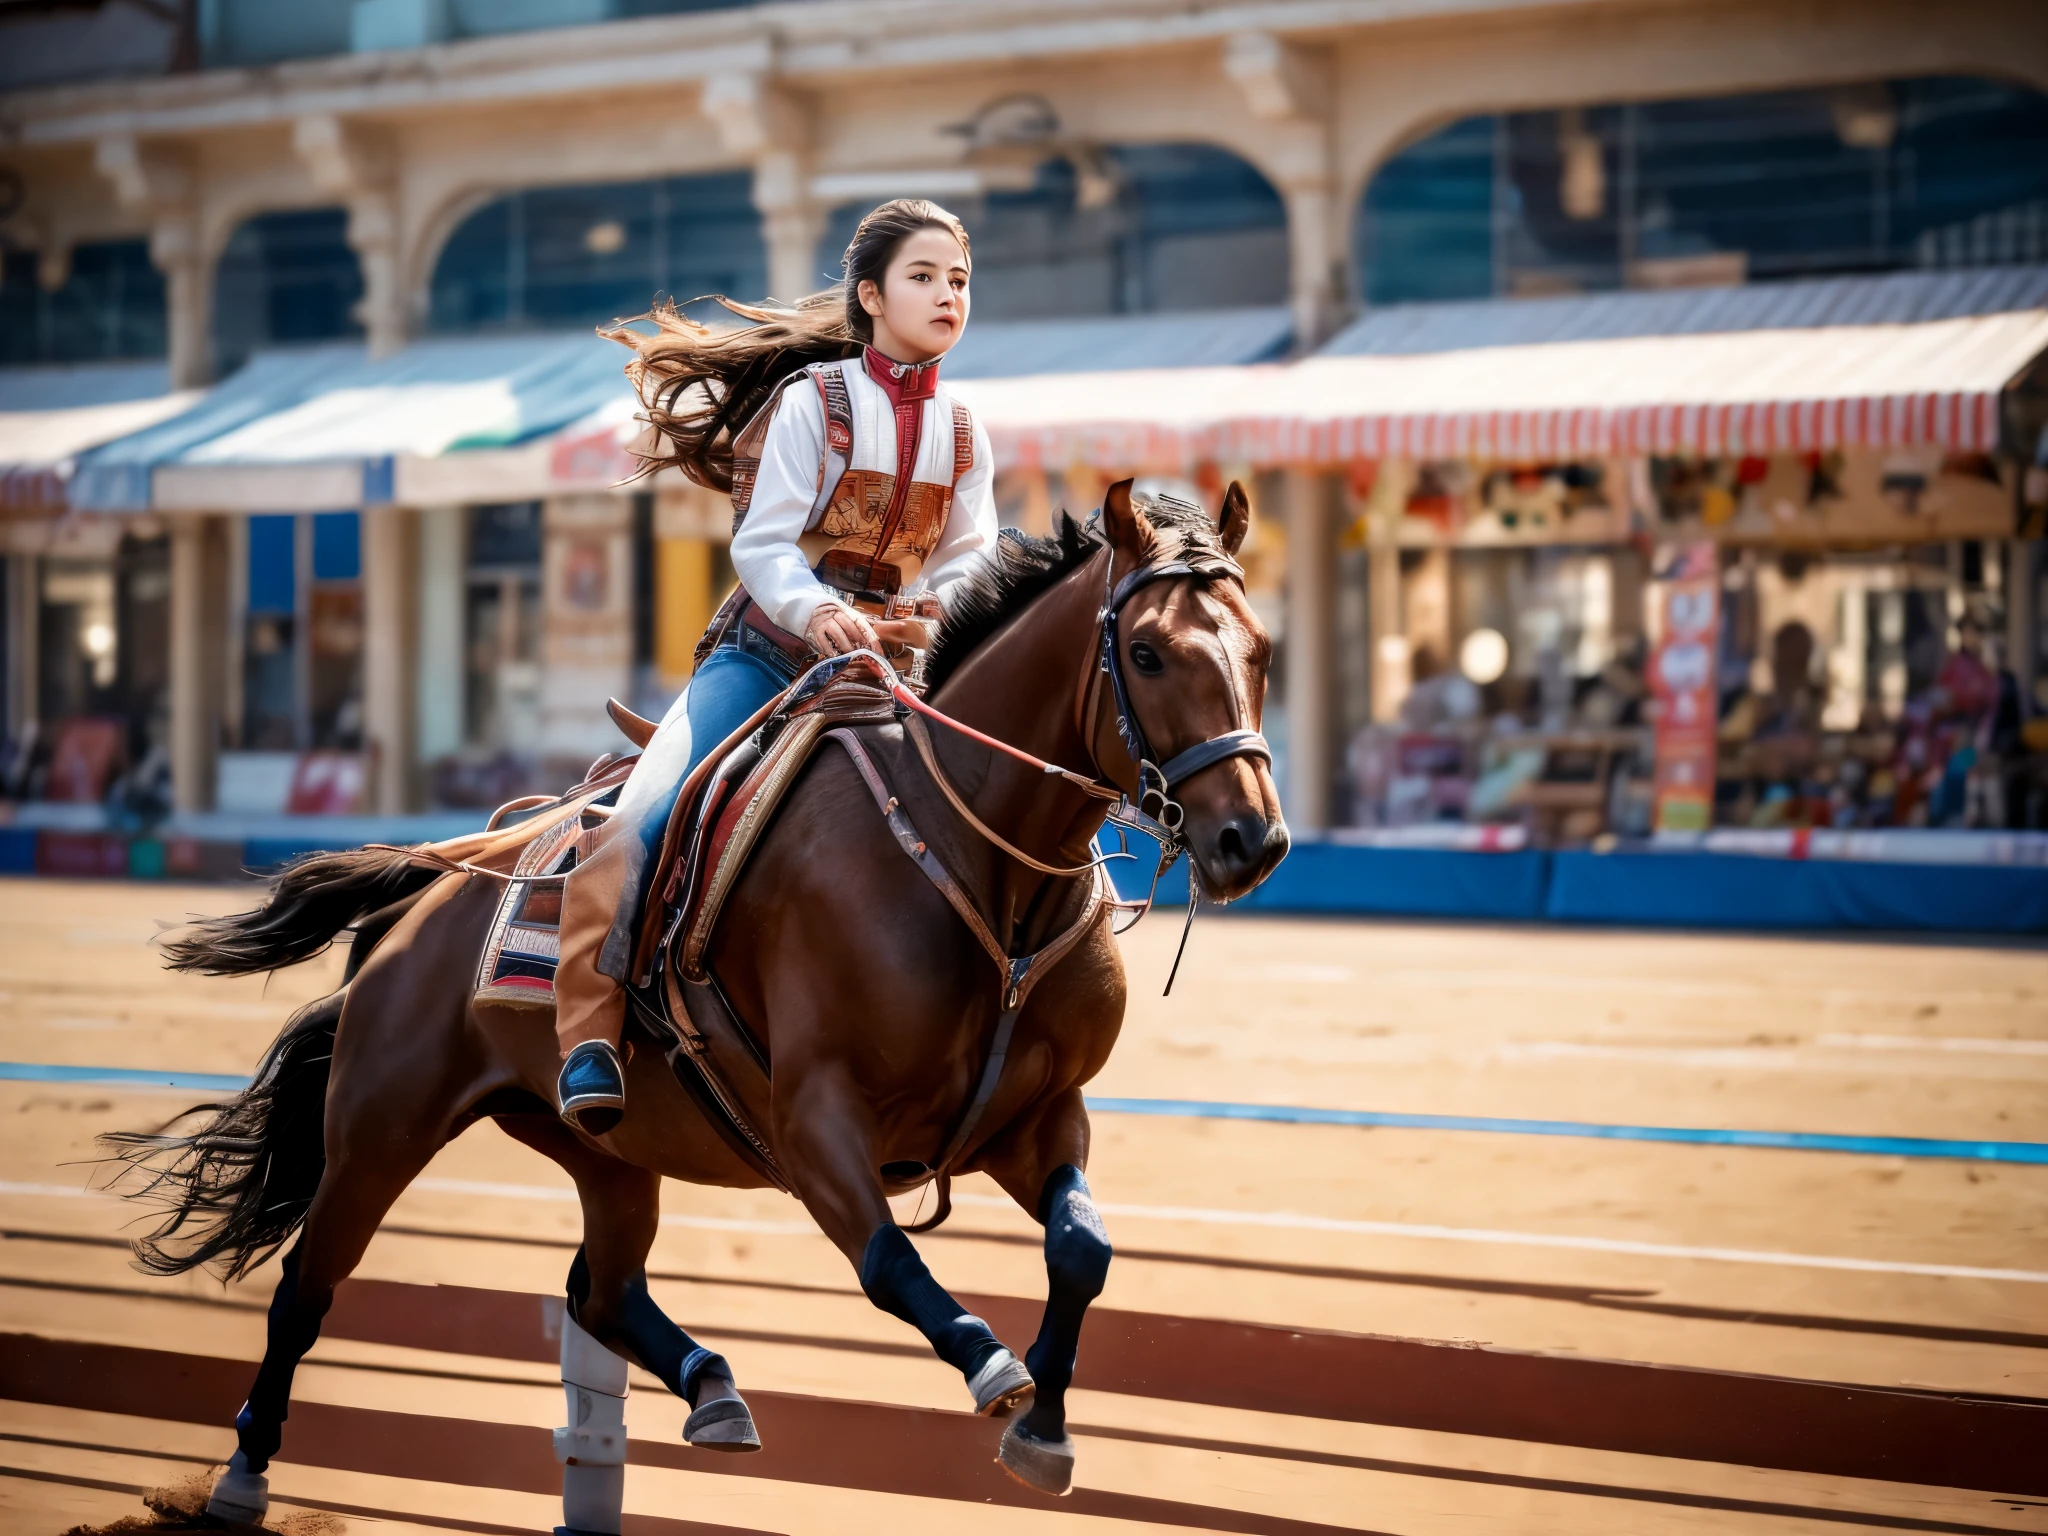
<box><xmin>1648</xmin><ymin>544</ymin><xmax>1721</xmax><ymax>832</ymax></box>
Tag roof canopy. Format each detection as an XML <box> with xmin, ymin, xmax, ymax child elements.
<box><xmin>969</xmin><ymin>267</ymin><xmax>2048</xmax><ymax>470</ymax></box>
<box><xmin>48</xmin><ymin>270</ymin><xmax>2048</xmax><ymax>514</ymax></box>
<box><xmin>0</xmin><ymin>362</ymin><xmax>200</xmax><ymax>514</ymax></box>
<box><xmin>62</xmin><ymin>308</ymin><xmax>1299</xmax><ymax>513</ymax></box>
<box><xmin>68</xmin><ymin>334</ymin><xmax>629</xmax><ymax>513</ymax></box>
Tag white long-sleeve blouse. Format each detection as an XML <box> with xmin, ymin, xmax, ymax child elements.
<box><xmin>729</xmin><ymin>358</ymin><xmax>998</xmax><ymax>638</ymax></box>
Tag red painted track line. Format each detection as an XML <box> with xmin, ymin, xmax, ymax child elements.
<box><xmin>0</xmin><ymin>1332</ymin><xmax>1381</xmax><ymax>1536</ymax></box>
<box><xmin>320</xmin><ymin>1276</ymin><xmax>2048</xmax><ymax>1496</ymax></box>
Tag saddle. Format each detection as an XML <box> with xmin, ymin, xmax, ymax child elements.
<box><xmin>441</xmin><ymin>652</ymin><xmax>1107</xmax><ymax>1218</ymax></box>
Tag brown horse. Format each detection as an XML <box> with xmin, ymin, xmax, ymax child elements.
<box><xmin>108</xmin><ymin>481</ymin><xmax>1286</xmax><ymax>1526</ymax></box>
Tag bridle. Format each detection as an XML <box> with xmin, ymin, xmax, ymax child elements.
<box><xmin>1092</xmin><ymin>544</ymin><xmax>1272</xmax><ymax>847</ymax></box>
<box><xmin>886</xmin><ymin>534</ymin><xmax>1272</xmax><ymax>988</ymax></box>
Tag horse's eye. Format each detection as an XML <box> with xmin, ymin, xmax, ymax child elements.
<box><xmin>1129</xmin><ymin>640</ymin><xmax>1164</xmax><ymax>675</ymax></box>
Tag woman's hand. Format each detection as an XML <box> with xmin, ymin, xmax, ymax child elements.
<box><xmin>804</xmin><ymin>603</ymin><xmax>881</xmax><ymax>656</ymax></box>
<box><xmin>870</xmin><ymin>617</ymin><xmax>935</xmax><ymax>652</ymax></box>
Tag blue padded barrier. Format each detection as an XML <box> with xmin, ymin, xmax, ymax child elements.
<box><xmin>1547</xmin><ymin>850</ymin><xmax>2048</xmax><ymax>934</ymax></box>
<box><xmin>1102</xmin><ymin>832</ymin><xmax>2047</xmax><ymax>934</ymax></box>
<box><xmin>0</xmin><ymin>829</ymin><xmax>36</xmax><ymax>874</ymax></box>
<box><xmin>1241</xmin><ymin>842</ymin><xmax>1553</xmax><ymax>921</ymax></box>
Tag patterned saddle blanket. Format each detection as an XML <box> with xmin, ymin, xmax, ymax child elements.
<box><xmin>472</xmin><ymin>652</ymin><xmax>899</xmax><ymax>1011</ymax></box>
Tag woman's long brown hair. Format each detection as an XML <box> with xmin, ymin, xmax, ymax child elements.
<box><xmin>602</xmin><ymin>197</ymin><xmax>972</xmax><ymax>492</ymax></box>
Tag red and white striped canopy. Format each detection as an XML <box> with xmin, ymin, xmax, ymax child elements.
<box><xmin>957</xmin><ymin>291</ymin><xmax>2048</xmax><ymax>471</ymax></box>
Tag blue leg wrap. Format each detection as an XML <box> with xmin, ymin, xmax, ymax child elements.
<box><xmin>236</xmin><ymin>1244</ymin><xmax>332</xmax><ymax>1473</ymax></box>
<box><xmin>859</xmin><ymin>1223</ymin><xmax>1004</xmax><ymax>1379</ymax></box>
<box><xmin>1023</xmin><ymin>1165</ymin><xmax>1111</xmax><ymax>1439</ymax></box>
<box><xmin>566</xmin><ymin>1247</ymin><xmax>730</xmax><ymax>1406</ymax></box>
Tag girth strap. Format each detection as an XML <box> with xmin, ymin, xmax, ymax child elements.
<box><xmin>826</xmin><ymin>727</ymin><xmax>1105</xmax><ymax>1175</ymax></box>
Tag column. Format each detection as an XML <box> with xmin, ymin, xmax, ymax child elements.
<box><xmin>6</xmin><ymin>552</ymin><xmax>37</xmax><ymax>739</ymax></box>
<box><xmin>1224</xmin><ymin>32</ymin><xmax>1337</xmax><ymax>349</ymax></box>
<box><xmin>168</xmin><ymin>515</ymin><xmax>227</xmax><ymax>812</ymax></box>
<box><xmin>1284</xmin><ymin>469</ymin><xmax>1338</xmax><ymax>833</ymax></box>
<box><xmin>1363</xmin><ymin>459</ymin><xmax>1414</xmax><ymax>724</ymax></box>
<box><xmin>415</xmin><ymin>505</ymin><xmax>466</xmax><ymax>766</ymax></box>
<box><xmin>2008</xmin><ymin>539</ymin><xmax>2037</xmax><ymax>705</ymax></box>
<box><xmin>361</xmin><ymin>505</ymin><xmax>419</xmax><ymax>814</ymax></box>
<box><xmin>293</xmin><ymin>117</ymin><xmax>407</xmax><ymax>356</ymax></box>
<box><xmin>1282</xmin><ymin>178</ymin><xmax>1339</xmax><ymax>350</ymax></box>
<box><xmin>757</xmin><ymin>150</ymin><xmax>825</xmax><ymax>301</ymax></box>
<box><xmin>540</xmin><ymin>495</ymin><xmax>633</xmax><ymax>768</ymax></box>
<box><xmin>350</xmin><ymin>188</ymin><xmax>407</xmax><ymax>357</ymax></box>
<box><xmin>154</xmin><ymin>216</ymin><xmax>213</xmax><ymax>389</ymax></box>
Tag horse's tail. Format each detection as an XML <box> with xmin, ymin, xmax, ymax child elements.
<box><xmin>99</xmin><ymin>989</ymin><xmax>344</xmax><ymax>1280</ymax></box>
<box><xmin>161</xmin><ymin>846</ymin><xmax>440</xmax><ymax>977</ymax></box>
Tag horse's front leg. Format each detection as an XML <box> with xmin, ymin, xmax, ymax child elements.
<box><xmin>776</xmin><ymin>1064</ymin><xmax>1034</xmax><ymax>1415</ymax></box>
<box><xmin>978</xmin><ymin>1086</ymin><xmax>1110</xmax><ymax>1496</ymax></box>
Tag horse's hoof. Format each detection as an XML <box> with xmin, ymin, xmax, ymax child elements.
<box><xmin>205</xmin><ymin>1451</ymin><xmax>270</xmax><ymax>1524</ymax></box>
<box><xmin>998</xmin><ymin>1420</ymin><xmax>1075</xmax><ymax>1496</ymax></box>
<box><xmin>684</xmin><ymin>1394</ymin><xmax>761</xmax><ymax>1452</ymax></box>
<box><xmin>968</xmin><ymin>1348</ymin><xmax>1035</xmax><ymax>1417</ymax></box>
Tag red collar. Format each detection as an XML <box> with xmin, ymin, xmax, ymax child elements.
<box><xmin>862</xmin><ymin>345</ymin><xmax>941</xmax><ymax>405</ymax></box>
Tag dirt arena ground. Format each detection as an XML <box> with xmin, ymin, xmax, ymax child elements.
<box><xmin>0</xmin><ymin>875</ymin><xmax>2042</xmax><ymax>1534</ymax></box>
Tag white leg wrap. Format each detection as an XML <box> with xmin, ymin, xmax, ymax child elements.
<box><xmin>205</xmin><ymin>1448</ymin><xmax>269</xmax><ymax>1524</ymax></box>
<box><xmin>555</xmin><ymin>1311</ymin><xmax>630</xmax><ymax>1535</ymax></box>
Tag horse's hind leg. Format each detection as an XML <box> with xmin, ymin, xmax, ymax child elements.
<box><xmin>978</xmin><ymin>1088</ymin><xmax>1111</xmax><ymax>1497</ymax></box>
<box><xmin>494</xmin><ymin>1116</ymin><xmax>759</xmax><ymax>1536</ymax></box>
<box><xmin>208</xmin><ymin>1117</ymin><xmax>452</xmax><ymax>1522</ymax></box>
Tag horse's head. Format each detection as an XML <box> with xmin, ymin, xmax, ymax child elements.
<box><xmin>1096</xmin><ymin>479</ymin><xmax>1289</xmax><ymax>901</ymax></box>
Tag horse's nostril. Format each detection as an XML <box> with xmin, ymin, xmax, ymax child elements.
<box><xmin>1217</xmin><ymin>823</ymin><xmax>1249</xmax><ymax>866</ymax></box>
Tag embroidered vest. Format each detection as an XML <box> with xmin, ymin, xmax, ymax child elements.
<box><xmin>728</xmin><ymin>357</ymin><xmax>974</xmax><ymax>599</ymax></box>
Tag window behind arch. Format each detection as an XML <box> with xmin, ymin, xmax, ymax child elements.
<box><xmin>429</xmin><ymin>171</ymin><xmax>766</xmax><ymax>333</ymax></box>
<box><xmin>214</xmin><ymin>208</ymin><xmax>364</xmax><ymax>373</ymax></box>
<box><xmin>1358</xmin><ymin>75</ymin><xmax>2048</xmax><ymax>305</ymax></box>
<box><xmin>0</xmin><ymin>240</ymin><xmax>165</xmax><ymax>365</ymax></box>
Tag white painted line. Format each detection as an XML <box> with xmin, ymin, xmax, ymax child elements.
<box><xmin>12</xmin><ymin>1173</ymin><xmax>2036</xmax><ymax>1286</ymax></box>
<box><xmin>1817</xmin><ymin>1032</ymin><xmax>2048</xmax><ymax>1056</ymax></box>
<box><xmin>0</xmin><ymin>1179</ymin><xmax>114</xmax><ymax>1200</ymax></box>
<box><xmin>947</xmin><ymin>1192</ymin><xmax>2048</xmax><ymax>1285</ymax></box>
<box><xmin>1496</xmin><ymin>1039</ymin><xmax>2047</xmax><ymax>1074</ymax></box>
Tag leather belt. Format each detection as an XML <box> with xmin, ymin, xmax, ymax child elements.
<box><xmin>738</xmin><ymin>601</ymin><xmax>819</xmax><ymax>669</ymax></box>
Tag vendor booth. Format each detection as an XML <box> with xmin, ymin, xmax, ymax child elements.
<box><xmin>963</xmin><ymin>267</ymin><xmax>2048</xmax><ymax>932</ymax></box>
<box><xmin>10</xmin><ymin>269</ymin><xmax>2048</xmax><ymax>927</ymax></box>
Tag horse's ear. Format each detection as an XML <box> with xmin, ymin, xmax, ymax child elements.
<box><xmin>1218</xmin><ymin>480</ymin><xmax>1251</xmax><ymax>557</ymax></box>
<box><xmin>1101</xmin><ymin>478</ymin><xmax>1153</xmax><ymax>556</ymax></box>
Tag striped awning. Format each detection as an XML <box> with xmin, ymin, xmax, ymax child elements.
<box><xmin>0</xmin><ymin>362</ymin><xmax>199</xmax><ymax>515</ymax></box>
<box><xmin>961</xmin><ymin>267</ymin><xmax>2048</xmax><ymax>471</ymax></box>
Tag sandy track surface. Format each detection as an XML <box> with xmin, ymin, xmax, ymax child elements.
<box><xmin>0</xmin><ymin>876</ymin><xmax>2043</xmax><ymax>1533</ymax></box>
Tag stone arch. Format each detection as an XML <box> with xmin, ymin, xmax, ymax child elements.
<box><xmin>210</xmin><ymin>202</ymin><xmax>364</xmax><ymax>372</ymax></box>
<box><xmin>1348</xmin><ymin>70</ymin><xmax>2048</xmax><ymax>308</ymax></box>
<box><xmin>403</xmin><ymin>181</ymin><xmax>503</xmax><ymax>336</ymax></box>
<box><xmin>1332</xmin><ymin>0</ymin><xmax>2048</xmax><ymax>295</ymax></box>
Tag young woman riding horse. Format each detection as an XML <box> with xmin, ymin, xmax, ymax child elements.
<box><xmin>556</xmin><ymin>197</ymin><xmax>999</xmax><ymax>1136</ymax></box>
<box><xmin>108</xmin><ymin>209</ymin><xmax>1288</xmax><ymax>1529</ymax></box>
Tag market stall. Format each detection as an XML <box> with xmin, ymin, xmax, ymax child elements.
<box><xmin>953</xmin><ymin>267</ymin><xmax>2048</xmax><ymax>929</ymax></box>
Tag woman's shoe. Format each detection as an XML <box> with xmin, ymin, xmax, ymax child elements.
<box><xmin>558</xmin><ymin>1040</ymin><xmax>626</xmax><ymax>1135</ymax></box>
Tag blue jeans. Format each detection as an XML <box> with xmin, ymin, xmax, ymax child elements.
<box><xmin>595</xmin><ymin>639</ymin><xmax>793</xmax><ymax>979</ymax></box>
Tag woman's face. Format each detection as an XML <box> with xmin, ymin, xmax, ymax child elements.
<box><xmin>860</xmin><ymin>226</ymin><xmax>970</xmax><ymax>363</ymax></box>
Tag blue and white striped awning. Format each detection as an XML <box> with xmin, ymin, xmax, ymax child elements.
<box><xmin>0</xmin><ymin>361</ymin><xmax>199</xmax><ymax>514</ymax></box>
<box><xmin>62</xmin><ymin>307</ymin><xmax>1297</xmax><ymax>513</ymax></box>
<box><xmin>68</xmin><ymin>333</ymin><xmax>634</xmax><ymax>513</ymax></box>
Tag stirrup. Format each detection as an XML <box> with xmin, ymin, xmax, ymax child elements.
<box><xmin>558</xmin><ymin>1040</ymin><xmax>626</xmax><ymax>1136</ymax></box>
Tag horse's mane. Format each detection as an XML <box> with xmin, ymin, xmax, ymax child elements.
<box><xmin>924</xmin><ymin>491</ymin><xmax>1224</xmax><ymax>692</ymax></box>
